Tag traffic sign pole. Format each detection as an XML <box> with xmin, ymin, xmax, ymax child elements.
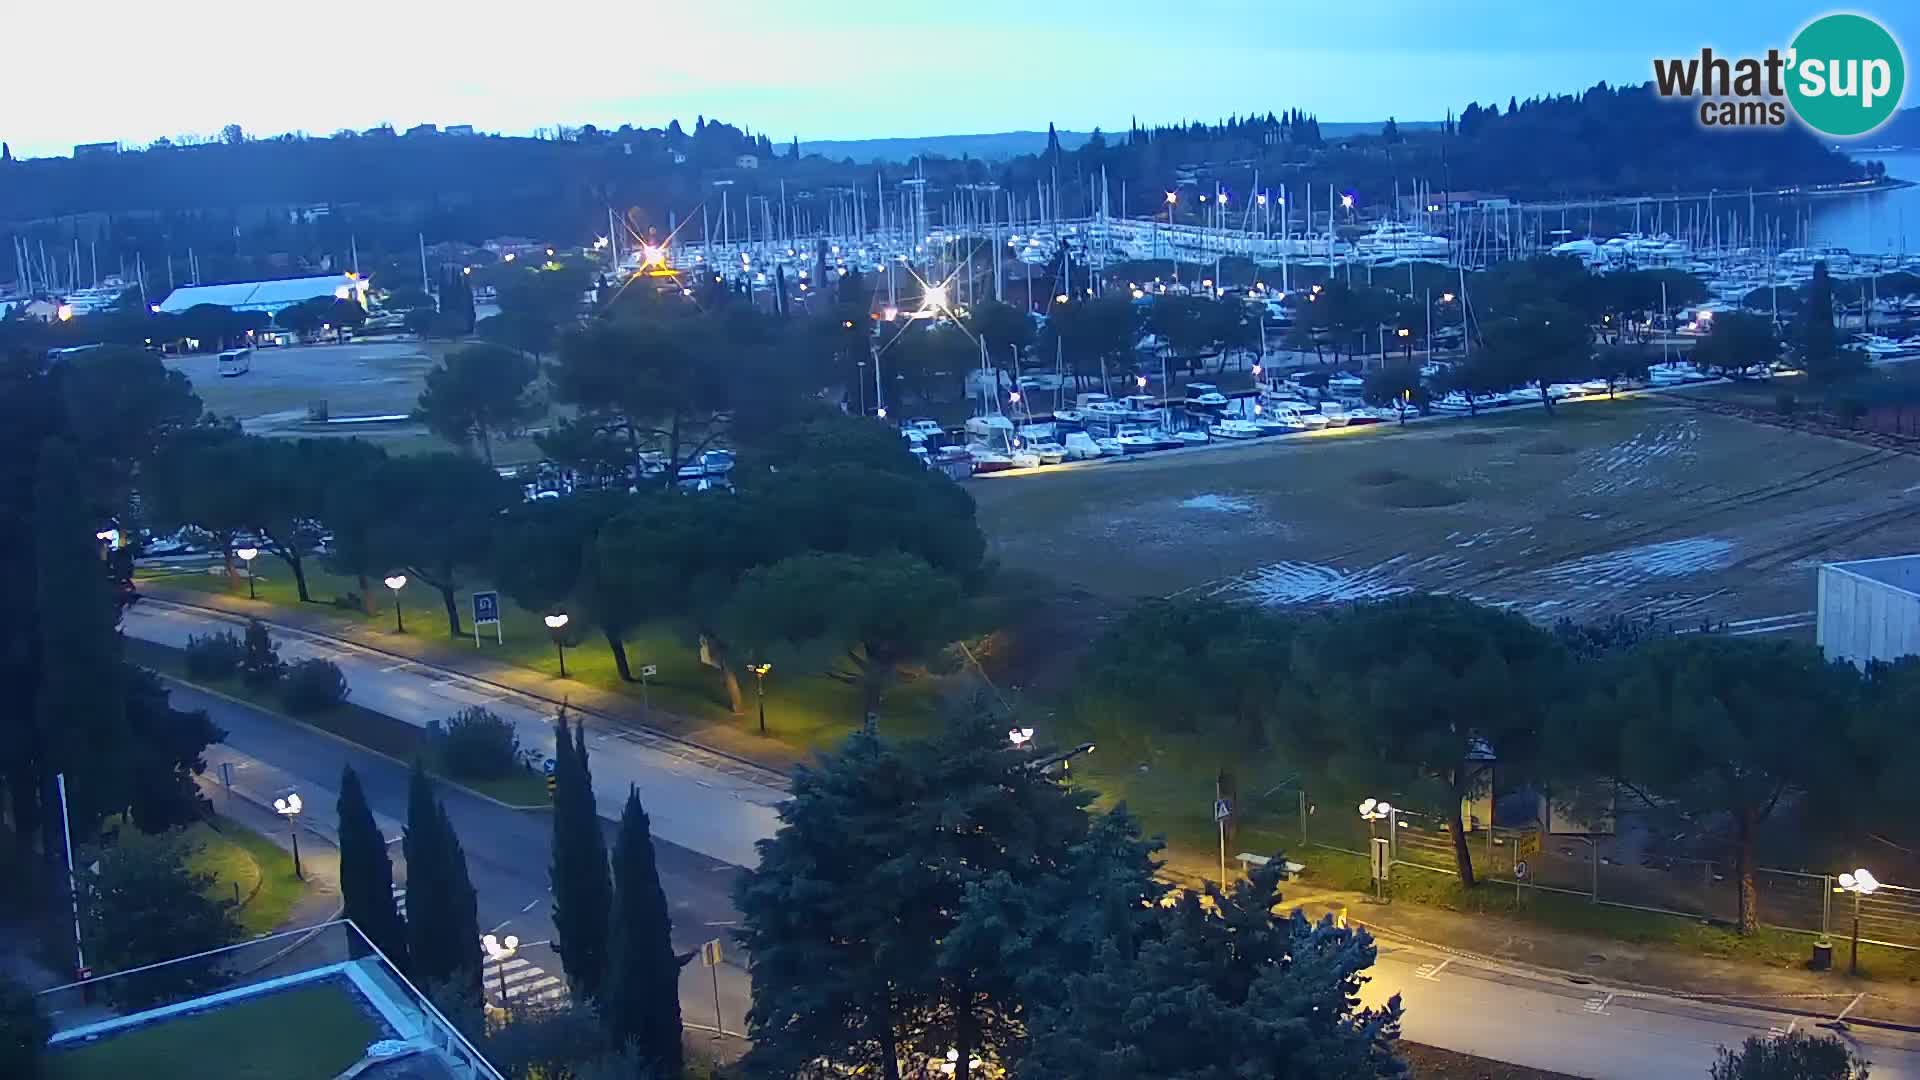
<box><xmin>1213</xmin><ymin>791</ymin><xmax>1232</xmax><ymax>883</ymax></box>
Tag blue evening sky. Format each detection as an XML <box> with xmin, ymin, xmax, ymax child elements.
<box><xmin>8</xmin><ymin>1</ymin><xmax>1915</xmax><ymax>157</ymax></box>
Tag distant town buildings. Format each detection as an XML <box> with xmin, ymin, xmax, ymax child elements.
<box><xmin>1818</xmin><ymin>555</ymin><xmax>1920</xmax><ymax>667</ymax></box>
<box><xmin>444</xmin><ymin>124</ymin><xmax>475</xmax><ymax>136</ymax></box>
<box><xmin>73</xmin><ymin>141</ymin><xmax>120</xmax><ymax>158</ymax></box>
<box><xmin>734</xmin><ymin>153</ymin><xmax>761</xmax><ymax>169</ymax></box>
<box><xmin>157</xmin><ymin>273</ymin><xmax>369</xmax><ymax>316</ymax></box>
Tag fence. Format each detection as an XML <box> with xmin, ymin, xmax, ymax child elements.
<box><xmin>1266</xmin><ymin>785</ymin><xmax>1920</xmax><ymax>950</ymax></box>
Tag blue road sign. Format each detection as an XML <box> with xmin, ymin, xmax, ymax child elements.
<box><xmin>473</xmin><ymin>590</ymin><xmax>501</xmax><ymax>625</ymax></box>
<box><xmin>543</xmin><ymin>758</ymin><xmax>557</xmax><ymax>776</ymax></box>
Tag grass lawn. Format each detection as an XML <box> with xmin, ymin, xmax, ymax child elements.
<box><xmin>182</xmin><ymin>820</ymin><xmax>306</xmax><ymax>936</ymax></box>
<box><xmin>126</xmin><ymin>637</ymin><xmax>550</xmax><ymax>807</ymax></box>
<box><xmin>1400</xmin><ymin>1043</ymin><xmax>1583</xmax><ymax>1080</ymax></box>
<box><xmin>47</xmin><ymin>981</ymin><xmax>380</xmax><ymax>1080</ymax></box>
<box><xmin>138</xmin><ymin>560</ymin><xmax>944</xmax><ymax>754</ymax></box>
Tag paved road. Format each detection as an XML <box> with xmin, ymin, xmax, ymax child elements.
<box><xmin>182</xmin><ymin>682</ymin><xmax>751</xmax><ymax>1039</ymax></box>
<box><xmin>140</xmin><ymin>607</ymin><xmax>1920</xmax><ymax>1077</ymax></box>
<box><xmin>128</xmin><ymin>597</ymin><xmax>784</xmax><ymax>868</ymax></box>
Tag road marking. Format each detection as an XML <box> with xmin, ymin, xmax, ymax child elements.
<box><xmin>704</xmin><ymin>920</ymin><xmax>739</xmax><ymax>928</ymax></box>
<box><xmin>1731</xmin><ymin>620</ymin><xmax>1814</xmax><ymax>636</ymax></box>
<box><xmin>483</xmin><ymin>955</ymin><xmax>568</xmax><ymax>1004</ymax></box>
<box><xmin>392</xmin><ymin>886</ymin><xmax>407</xmax><ymax>917</ymax></box>
<box><xmin>1415</xmin><ymin>959</ymin><xmax>1451</xmax><ymax>981</ymax></box>
<box><xmin>489</xmin><ymin>918</ymin><xmax>513</xmax><ymax>934</ymax></box>
<box><xmin>1837</xmin><ymin>992</ymin><xmax>1865</xmax><ymax>1022</ymax></box>
<box><xmin>1769</xmin><ymin>1019</ymin><xmax>1798</xmax><ymax>1039</ymax></box>
<box><xmin>1584</xmin><ymin>993</ymin><xmax>1615</xmax><ymax>1014</ymax></box>
<box><xmin>521</xmin><ymin>899</ymin><xmax>540</xmax><ymax>913</ymax></box>
<box><xmin>1725</xmin><ymin>611</ymin><xmax>1814</xmax><ymax>627</ymax></box>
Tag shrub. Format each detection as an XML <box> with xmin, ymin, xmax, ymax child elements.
<box><xmin>1836</xmin><ymin>398</ymin><xmax>1867</xmax><ymax>427</ymax></box>
<box><xmin>331</xmin><ymin>591</ymin><xmax>364</xmax><ymax>612</ymax></box>
<box><xmin>1774</xmin><ymin>392</ymin><xmax>1798</xmax><ymax>416</ymax></box>
<box><xmin>184</xmin><ymin>630</ymin><xmax>245</xmax><ymax>680</ymax></box>
<box><xmin>0</xmin><ymin>975</ymin><xmax>49</xmax><ymax>1080</ymax></box>
<box><xmin>1711</xmin><ymin>1031</ymin><xmax>1866</xmax><ymax>1079</ymax></box>
<box><xmin>428</xmin><ymin>707</ymin><xmax>524</xmax><ymax>780</ymax></box>
<box><xmin>240</xmin><ymin>619</ymin><xmax>284</xmax><ymax>688</ymax></box>
<box><xmin>280</xmin><ymin>658</ymin><xmax>348</xmax><ymax>714</ymax></box>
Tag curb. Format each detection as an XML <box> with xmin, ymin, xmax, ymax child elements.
<box><xmin>140</xmin><ymin>593</ymin><xmax>793</xmax><ymax>790</ymax></box>
<box><xmin>156</xmin><ymin>669</ymin><xmax>552</xmax><ymax>815</ymax></box>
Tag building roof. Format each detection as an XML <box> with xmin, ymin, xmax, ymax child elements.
<box><xmin>158</xmin><ymin>274</ymin><xmax>363</xmax><ymax>315</ymax></box>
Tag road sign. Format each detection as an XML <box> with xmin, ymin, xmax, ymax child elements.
<box><xmin>545</xmin><ymin>774</ymin><xmax>557</xmax><ymax>798</ymax></box>
<box><xmin>543</xmin><ymin>758</ymin><xmax>556</xmax><ymax>776</ymax></box>
<box><xmin>639</xmin><ymin>664</ymin><xmax>659</xmax><ymax>678</ymax></box>
<box><xmin>1517</xmin><ymin>831</ymin><xmax>1542</xmax><ymax>860</ymax></box>
<box><xmin>701</xmin><ymin>938</ymin><xmax>724</xmax><ymax>967</ymax></box>
<box><xmin>1214</xmin><ymin>798</ymin><xmax>1232</xmax><ymax>822</ymax></box>
<box><xmin>472</xmin><ymin>591</ymin><xmax>502</xmax><ymax>646</ymax></box>
<box><xmin>1514</xmin><ymin>860</ymin><xmax>1530</xmax><ymax>880</ymax></box>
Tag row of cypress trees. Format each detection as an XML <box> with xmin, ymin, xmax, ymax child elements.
<box><xmin>335</xmin><ymin>708</ymin><xmax>682</xmax><ymax>1074</ymax></box>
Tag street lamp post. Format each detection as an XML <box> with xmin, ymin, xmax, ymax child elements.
<box><xmin>235</xmin><ymin>547</ymin><xmax>258</xmax><ymax>600</ymax></box>
<box><xmin>544</xmin><ymin>613</ymin><xmax>570</xmax><ymax>678</ymax></box>
<box><xmin>481</xmin><ymin>933</ymin><xmax>520</xmax><ymax>1007</ymax></box>
<box><xmin>274</xmin><ymin>793</ymin><xmax>304</xmax><ymax>880</ymax></box>
<box><xmin>1838</xmin><ymin>868</ymin><xmax>1880</xmax><ymax>976</ymax></box>
<box><xmin>383</xmin><ymin>575</ymin><xmax>407</xmax><ymax>633</ymax></box>
<box><xmin>749</xmin><ymin>663</ymin><xmax>772</xmax><ymax>735</ymax></box>
<box><xmin>1359</xmin><ymin>798</ymin><xmax>1394</xmax><ymax>902</ymax></box>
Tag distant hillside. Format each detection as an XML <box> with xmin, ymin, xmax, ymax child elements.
<box><xmin>1870</xmin><ymin>105</ymin><xmax>1920</xmax><ymax>149</ymax></box>
<box><xmin>799</xmin><ymin>120</ymin><xmax>1442</xmax><ymax>163</ymax></box>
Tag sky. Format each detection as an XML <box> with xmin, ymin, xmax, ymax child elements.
<box><xmin>7</xmin><ymin>1</ymin><xmax>1917</xmax><ymax>158</ymax></box>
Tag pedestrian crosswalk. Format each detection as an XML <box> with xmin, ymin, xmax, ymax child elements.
<box><xmin>484</xmin><ymin>955</ymin><xmax>568</xmax><ymax>1007</ymax></box>
<box><xmin>393</xmin><ymin>885</ymin><xmax>568</xmax><ymax>1008</ymax></box>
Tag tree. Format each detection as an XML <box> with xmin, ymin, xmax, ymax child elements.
<box><xmin>551</xmin><ymin>710</ymin><xmax>611</xmax><ymax>1000</ymax></box>
<box><xmin>84</xmin><ymin>830</ymin><xmax>239</xmax><ymax>1006</ymax></box>
<box><xmin>1473</xmin><ymin>301</ymin><xmax>1593</xmax><ymax>414</ymax></box>
<box><xmin>1024</xmin><ymin>862</ymin><xmax>1406</xmax><ymax>1079</ymax></box>
<box><xmin>123</xmin><ymin>667</ymin><xmax>224</xmax><ymax>834</ymax></box>
<box><xmin>414</xmin><ymin>343</ymin><xmax>544</xmax><ymax>465</ymax></box>
<box><xmin>403</xmin><ymin>761</ymin><xmax>482</xmax><ymax>999</ymax></box>
<box><xmin>1362</xmin><ymin>364</ymin><xmax>1426</xmax><ymax>420</ymax></box>
<box><xmin>365</xmin><ymin>454</ymin><xmax>515</xmax><ymax>636</ymax></box>
<box><xmin>545</xmin><ymin>311</ymin><xmax>737</xmax><ymax>484</ymax></box>
<box><xmin>1797</xmin><ymin>261</ymin><xmax>1868</xmax><ymax>383</ymax></box>
<box><xmin>1711</xmin><ymin>1032</ymin><xmax>1868</xmax><ymax>1079</ymax></box>
<box><xmin>736</xmin><ymin>710</ymin><xmax>1096</xmax><ymax>1080</ymax></box>
<box><xmin>1689</xmin><ymin>311</ymin><xmax>1777</xmax><ymax>377</ymax></box>
<box><xmin>36</xmin><ymin>437</ymin><xmax>130</xmax><ymax>837</ymax></box>
<box><xmin>1556</xmin><ymin>636</ymin><xmax>1860</xmax><ymax>933</ymax></box>
<box><xmin>969</xmin><ymin>299</ymin><xmax>1034</xmax><ymax>373</ymax></box>
<box><xmin>599</xmin><ymin>787</ymin><xmax>683</xmax><ymax>1075</ymax></box>
<box><xmin>0</xmin><ymin>974</ymin><xmax>49</xmax><ymax>1079</ymax></box>
<box><xmin>338</xmin><ymin>765</ymin><xmax>408</xmax><ymax>969</ymax></box>
<box><xmin>1285</xmin><ymin>594</ymin><xmax>1570</xmax><ymax>888</ymax></box>
<box><xmin>723</xmin><ymin>552</ymin><xmax>961</xmax><ymax>731</ymax></box>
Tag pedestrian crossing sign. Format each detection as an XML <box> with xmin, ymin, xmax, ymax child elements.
<box><xmin>701</xmin><ymin>939</ymin><xmax>724</xmax><ymax>967</ymax></box>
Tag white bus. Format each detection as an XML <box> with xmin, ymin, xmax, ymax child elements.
<box><xmin>216</xmin><ymin>347</ymin><xmax>253</xmax><ymax>377</ymax></box>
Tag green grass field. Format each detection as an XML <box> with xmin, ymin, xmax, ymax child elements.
<box><xmin>182</xmin><ymin>820</ymin><xmax>306</xmax><ymax>937</ymax></box>
<box><xmin>47</xmin><ymin>981</ymin><xmax>380</xmax><ymax>1080</ymax></box>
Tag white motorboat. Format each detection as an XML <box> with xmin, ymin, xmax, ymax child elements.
<box><xmin>1209</xmin><ymin>419</ymin><xmax>1266</xmax><ymax>439</ymax></box>
<box><xmin>1431</xmin><ymin>390</ymin><xmax>1480</xmax><ymax>413</ymax></box>
<box><xmin>1168</xmin><ymin>429</ymin><xmax>1209</xmax><ymax>445</ymax></box>
<box><xmin>1326</xmin><ymin>373</ymin><xmax>1366</xmax><ymax>397</ymax></box>
<box><xmin>1580</xmin><ymin>379</ymin><xmax>1612</xmax><ymax>394</ymax></box>
<box><xmin>1507</xmin><ymin>385</ymin><xmax>1544</xmax><ymax>403</ymax></box>
<box><xmin>1115</xmin><ymin>429</ymin><xmax>1161</xmax><ymax>454</ymax></box>
<box><xmin>969</xmin><ymin>449</ymin><xmax>1014</xmax><ymax>474</ymax></box>
<box><xmin>1647</xmin><ymin>362</ymin><xmax>1704</xmax><ymax>386</ymax></box>
<box><xmin>903</xmin><ymin>418</ymin><xmax>944</xmax><ymax>437</ymax></box>
<box><xmin>1546</xmin><ymin>383</ymin><xmax>1584</xmax><ymax>400</ymax></box>
<box><xmin>1063</xmin><ymin>432</ymin><xmax>1104</xmax><ymax>459</ymax></box>
<box><xmin>1184</xmin><ymin>382</ymin><xmax>1229</xmax><ymax>407</ymax></box>
<box><xmin>1008</xmin><ymin>450</ymin><xmax>1042</xmax><ymax>469</ymax></box>
<box><xmin>1352</xmin><ymin>221</ymin><xmax>1452</xmax><ymax>260</ymax></box>
<box><xmin>1028</xmin><ymin>442</ymin><xmax>1069</xmax><ymax>465</ymax></box>
<box><xmin>1094</xmin><ymin>436</ymin><xmax>1125</xmax><ymax>456</ymax></box>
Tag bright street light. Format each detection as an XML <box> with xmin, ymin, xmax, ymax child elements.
<box><xmin>749</xmin><ymin>663</ymin><xmax>772</xmax><ymax>736</ymax></box>
<box><xmin>544</xmin><ymin>612</ymin><xmax>571</xmax><ymax>678</ymax></box>
<box><xmin>1838</xmin><ymin>868</ymin><xmax>1881</xmax><ymax>975</ymax></box>
<box><xmin>1136</xmin><ymin>374</ymin><xmax>1148</xmax><ymax>389</ymax></box>
<box><xmin>1007</xmin><ymin>391</ymin><xmax>1021</xmax><ymax>405</ymax></box>
<box><xmin>274</xmin><ymin>793</ymin><xmax>305</xmax><ymax>880</ymax></box>
<box><xmin>1008</xmin><ymin>727</ymin><xmax>1035</xmax><ymax>747</ymax></box>
<box><xmin>481</xmin><ymin>933</ymin><xmax>521</xmax><ymax>1006</ymax></box>
<box><xmin>383</xmin><ymin>575</ymin><xmax>408</xmax><ymax>633</ymax></box>
<box><xmin>923</xmin><ymin>284</ymin><xmax>949</xmax><ymax>310</ymax></box>
<box><xmin>235</xmin><ymin>547</ymin><xmax>259</xmax><ymax>600</ymax></box>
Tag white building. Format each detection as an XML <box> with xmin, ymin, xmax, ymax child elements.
<box><xmin>1818</xmin><ymin>555</ymin><xmax>1920</xmax><ymax>668</ymax></box>
<box><xmin>157</xmin><ymin>273</ymin><xmax>369</xmax><ymax>316</ymax></box>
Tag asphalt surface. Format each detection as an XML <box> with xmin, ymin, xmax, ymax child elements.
<box><xmin>181</xmin><ymin>682</ymin><xmax>752</xmax><ymax>1040</ymax></box>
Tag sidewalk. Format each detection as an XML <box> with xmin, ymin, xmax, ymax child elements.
<box><xmin>139</xmin><ymin>582</ymin><xmax>806</xmax><ymax>777</ymax></box>
<box><xmin>196</xmin><ymin>771</ymin><xmax>343</xmax><ymax>934</ymax></box>
<box><xmin>1158</xmin><ymin>846</ymin><xmax>1920</xmax><ymax>1033</ymax></box>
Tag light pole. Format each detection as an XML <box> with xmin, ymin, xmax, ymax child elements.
<box><xmin>383</xmin><ymin>575</ymin><xmax>407</xmax><ymax>633</ymax></box>
<box><xmin>1838</xmin><ymin>868</ymin><xmax>1880</xmax><ymax>976</ymax></box>
<box><xmin>1359</xmin><ymin>798</ymin><xmax>1394</xmax><ymax>902</ymax></box>
<box><xmin>274</xmin><ymin>792</ymin><xmax>304</xmax><ymax>881</ymax></box>
<box><xmin>481</xmin><ymin>933</ymin><xmax>520</xmax><ymax>1007</ymax></box>
<box><xmin>544</xmin><ymin>612</ymin><xmax>570</xmax><ymax>678</ymax></box>
<box><xmin>749</xmin><ymin>662</ymin><xmax>772</xmax><ymax>735</ymax></box>
<box><xmin>235</xmin><ymin>546</ymin><xmax>258</xmax><ymax>600</ymax></box>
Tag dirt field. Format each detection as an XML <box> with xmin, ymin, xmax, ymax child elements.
<box><xmin>166</xmin><ymin>338</ymin><xmax>546</xmax><ymax>464</ymax></box>
<box><xmin>973</xmin><ymin>396</ymin><xmax>1920</xmax><ymax>631</ymax></box>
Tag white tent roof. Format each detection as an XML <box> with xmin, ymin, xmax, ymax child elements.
<box><xmin>158</xmin><ymin>274</ymin><xmax>361</xmax><ymax>315</ymax></box>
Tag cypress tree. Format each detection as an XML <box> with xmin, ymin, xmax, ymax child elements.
<box><xmin>550</xmin><ymin>709</ymin><xmax>611</xmax><ymax>999</ymax></box>
<box><xmin>337</xmin><ymin>765</ymin><xmax>407</xmax><ymax>969</ymax></box>
<box><xmin>404</xmin><ymin>760</ymin><xmax>482</xmax><ymax>1000</ymax></box>
<box><xmin>600</xmin><ymin>787</ymin><xmax>682</xmax><ymax>1075</ymax></box>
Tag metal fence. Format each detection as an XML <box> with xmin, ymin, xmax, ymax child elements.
<box><xmin>1270</xmin><ymin>785</ymin><xmax>1920</xmax><ymax>950</ymax></box>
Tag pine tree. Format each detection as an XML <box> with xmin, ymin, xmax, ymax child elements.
<box><xmin>790</xmin><ymin>135</ymin><xmax>801</xmax><ymax>160</ymax></box>
<box><xmin>35</xmin><ymin>437</ymin><xmax>129</xmax><ymax>837</ymax></box>
<box><xmin>551</xmin><ymin>710</ymin><xmax>611</xmax><ymax>1000</ymax></box>
<box><xmin>1798</xmin><ymin>261</ymin><xmax>1866</xmax><ymax>383</ymax></box>
<box><xmin>337</xmin><ymin>765</ymin><xmax>407</xmax><ymax>969</ymax></box>
<box><xmin>1045</xmin><ymin>122</ymin><xmax>1062</xmax><ymax>162</ymax></box>
<box><xmin>404</xmin><ymin>760</ymin><xmax>481</xmax><ymax>1000</ymax></box>
<box><xmin>600</xmin><ymin>787</ymin><xmax>683</xmax><ymax>1074</ymax></box>
<box><xmin>1</xmin><ymin>142</ymin><xmax>11</xmax><ymax>163</ymax></box>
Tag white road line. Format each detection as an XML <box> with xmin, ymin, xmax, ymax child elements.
<box><xmin>521</xmin><ymin>899</ymin><xmax>540</xmax><ymax>913</ymax></box>
<box><xmin>1725</xmin><ymin>611</ymin><xmax>1815</xmax><ymax>627</ymax></box>
<box><xmin>1584</xmin><ymin>992</ymin><xmax>1615</xmax><ymax>1014</ymax></box>
<box><xmin>1415</xmin><ymin>959</ymin><xmax>1451</xmax><ymax>981</ymax></box>
<box><xmin>1837</xmin><ymin>992</ymin><xmax>1866</xmax><ymax>1022</ymax></box>
<box><xmin>1731</xmin><ymin>620</ymin><xmax>1815</xmax><ymax>636</ymax></box>
<box><xmin>506</xmin><ymin>976</ymin><xmax>563</xmax><ymax>997</ymax></box>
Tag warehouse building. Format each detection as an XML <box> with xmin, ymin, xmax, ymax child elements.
<box><xmin>157</xmin><ymin>273</ymin><xmax>369</xmax><ymax>316</ymax></box>
<box><xmin>1818</xmin><ymin>555</ymin><xmax>1920</xmax><ymax>668</ymax></box>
